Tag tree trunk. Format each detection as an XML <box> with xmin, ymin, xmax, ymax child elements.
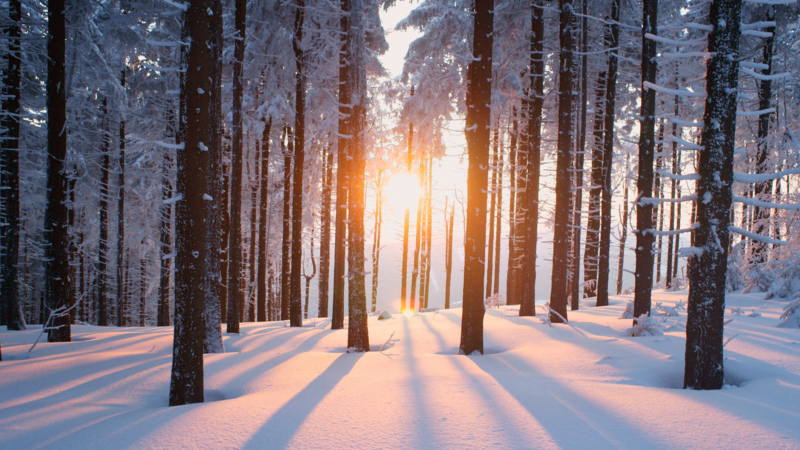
<box><xmin>257</xmin><ymin>118</ymin><xmax>271</xmax><ymax>322</ymax></box>
<box><xmin>751</xmin><ymin>6</ymin><xmax>775</xmax><ymax>264</ymax></box>
<box><xmin>304</xmin><ymin>233</ymin><xmax>317</xmax><ymax>319</ymax></box>
<box><xmin>424</xmin><ymin>154</ymin><xmax>433</xmax><ymax>308</ymax></box>
<box><xmin>505</xmin><ymin>110</ymin><xmax>517</xmax><ymax>305</ymax></box>
<box><xmin>460</xmin><ymin>0</ymin><xmax>493</xmax><ymax>355</ymax></box>
<box><xmin>318</xmin><ymin>144</ymin><xmax>333</xmax><ymax>317</ymax></box>
<box><xmin>684</xmin><ymin>0</ymin><xmax>742</xmax><ymax>390</ymax></box>
<box><xmin>400</xmin><ymin>90</ymin><xmax>414</xmax><ymax>314</ymax></box>
<box><xmin>97</xmin><ymin>99</ymin><xmax>111</xmax><ymax>326</ymax></box>
<box><xmin>584</xmin><ymin>70</ymin><xmax>606</xmax><ymax>298</ymax></box>
<box><xmin>220</xmin><ymin>143</ymin><xmax>230</xmax><ymax>322</ymax></box>
<box><xmin>158</xmin><ymin>109</ymin><xmax>175</xmax><ymax>327</ymax></box>
<box><xmin>673</xmin><ymin>142</ymin><xmax>681</xmax><ymax>280</ymax></box>
<box><xmin>596</xmin><ymin>1</ymin><xmax>620</xmax><ymax>308</ymax></box>
<box><xmin>445</xmin><ymin>200</ymin><xmax>454</xmax><ymax>309</ymax></box>
<box><xmin>485</xmin><ymin>126</ymin><xmax>499</xmax><ymax>299</ymax></box>
<box><xmin>281</xmin><ymin>128</ymin><xmax>293</xmax><ymax>322</ymax></box>
<box><xmin>632</xmin><ymin>0</ymin><xmax>658</xmax><ymax>318</ymax></box>
<box><xmin>547</xmin><ymin>0</ymin><xmax>576</xmax><ymax>323</ymax></box>
<box><xmin>1</xmin><ymin>0</ymin><xmax>25</xmax><ymax>330</ymax></box>
<box><xmin>666</xmin><ymin>104</ymin><xmax>677</xmax><ymax>288</ymax></box>
<box><xmin>204</xmin><ymin>2</ymin><xmax>224</xmax><ymax>351</ymax></box>
<box><xmin>493</xmin><ymin>133</ymin><xmax>503</xmax><ymax>296</ymax></box>
<box><xmin>345</xmin><ymin>0</ymin><xmax>369</xmax><ymax>352</ymax></box>
<box><xmin>332</xmin><ymin>0</ymin><xmax>351</xmax><ymax>329</ymax></box>
<box><xmin>170</xmin><ymin>0</ymin><xmax>214</xmax><ymax>404</ymax></box>
<box><xmin>248</xmin><ymin>146</ymin><xmax>259</xmax><ymax>323</ymax></box>
<box><xmin>117</xmin><ymin>70</ymin><xmax>126</xmax><ymax>328</ymax></box>
<box><xmin>410</xmin><ymin>158</ymin><xmax>424</xmax><ymax>312</ymax></box>
<box><xmin>226</xmin><ymin>0</ymin><xmax>247</xmax><ymax>334</ymax></box>
<box><xmin>519</xmin><ymin>0</ymin><xmax>543</xmax><ymax>317</ymax></box>
<box><xmin>140</xmin><ymin>251</ymin><xmax>146</xmax><ymax>326</ymax></box>
<box><xmin>654</xmin><ymin>127</ymin><xmax>664</xmax><ymax>283</ymax></box>
<box><xmin>44</xmin><ymin>0</ymin><xmax>71</xmax><ymax>342</ymax></box>
<box><xmin>371</xmin><ymin>171</ymin><xmax>382</xmax><ymax>312</ymax></box>
<box><xmin>290</xmin><ymin>0</ymin><xmax>307</xmax><ymax>328</ymax></box>
<box><xmin>616</xmin><ymin>153</ymin><xmax>630</xmax><ymax>294</ymax></box>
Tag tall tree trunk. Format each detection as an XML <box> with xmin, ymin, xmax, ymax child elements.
<box><xmin>596</xmin><ymin>1</ymin><xmax>620</xmax><ymax>308</ymax></box>
<box><xmin>445</xmin><ymin>200</ymin><xmax>454</xmax><ymax>309</ymax></box>
<box><xmin>519</xmin><ymin>0</ymin><xmax>543</xmax><ymax>317</ymax></box>
<box><xmin>400</xmin><ymin>88</ymin><xmax>414</xmax><ymax>314</ymax></box>
<box><xmin>570</xmin><ymin>2</ymin><xmax>588</xmax><ymax>311</ymax></box>
<box><xmin>460</xmin><ymin>0</ymin><xmax>493</xmax><ymax>355</ymax></box>
<box><xmin>751</xmin><ymin>6</ymin><xmax>775</xmax><ymax>264</ymax></box>
<box><xmin>332</xmin><ymin>0</ymin><xmax>351</xmax><ymax>329</ymax></box>
<box><xmin>654</xmin><ymin>128</ymin><xmax>664</xmax><ymax>283</ymax></box>
<box><xmin>505</xmin><ymin>110</ymin><xmax>517</xmax><ymax>305</ymax></box>
<box><xmin>616</xmin><ymin>153</ymin><xmax>630</xmax><ymax>294</ymax></box>
<box><xmin>485</xmin><ymin>126</ymin><xmax>499</xmax><ymax>299</ymax></box>
<box><xmin>424</xmin><ymin>154</ymin><xmax>434</xmax><ymax>308</ymax></box>
<box><xmin>117</xmin><ymin>70</ymin><xmax>126</xmax><ymax>328</ymax></box>
<box><xmin>632</xmin><ymin>0</ymin><xmax>658</xmax><ymax>317</ymax></box>
<box><xmin>584</xmin><ymin>70</ymin><xmax>606</xmax><ymax>298</ymax></box>
<box><xmin>170</xmin><ymin>0</ymin><xmax>214</xmax><ymax>404</ymax></box>
<box><xmin>493</xmin><ymin>132</ymin><xmax>503</xmax><ymax>296</ymax></box>
<box><xmin>371</xmin><ymin>171</ymin><xmax>382</xmax><ymax>312</ymax></box>
<box><xmin>345</xmin><ymin>0</ymin><xmax>369</xmax><ymax>352</ymax></box>
<box><xmin>318</xmin><ymin>144</ymin><xmax>333</xmax><ymax>318</ymax></box>
<box><xmin>220</xmin><ymin>143</ymin><xmax>230</xmax><ymax>322</ymax></box>
<box><xmin>1</xmin><ymin>0</ymin><xmax>25</xmax><ymax>330</ymax></box>
<box><xmin>290</xmin><ymin>0</ymin><xmax>307</xmax><ymax>327</ymax></box>
<box><xmin>204</xmin><ymin>3</ymin><xmax>224</xmax><ymax>351</ymax></box>
<box><xmin>673</xmin><ymin>141</ymin><xmax>681</xmax><ymax>280</ymax></box>
<box><xmin>684</xmin><ymin>0</ymin><xmax>742</xmax><ymax>391</ymax></box>
<box><xmin>44</xmin><ymin>0</ymin><xmax>71</xmax><ymax>341</ymax></box>
<box><xmin>257</xmin><ymin>118</ymin><xmax>272</xmax><ymax>322</ymax></box>
<box><xmin>158</xmin><ymin>109</ymin><xmax>175</xmax><ymax>327</ymax></box>
<box><xmin>248</xmin><ymin>146</ymin><xmax>259</xmax><ymax>323</ymax></box>
<box><xmin>410</xmin><ymin>159</ymin><xmax>424</xmax><ymax>311</ymax></box>
<box><xmin>666</xmin><ymin>104</ymin><xmax>678</xmax><ymax>288</ymax></box>
<box><xmin>281</xmin><ymin>128</ymin><xmax>293</xmax><ymax>322</ymax></box>
<box><xmin>140</xmin><ymin>250</ymin><xmax>146</xmax><ymax>326</ymax></box>
<box><xmin>98</xmin><ymin>99</ymin><xmax>111</xmax><ymax>326</ymax></box>
<box><xmin>68</xmin><ymin>174</ymin><xmax>78</xmax><ymax>324</ymax></box>
<box><xmin>226</xmin><ymin>0</ymin><xmax>247</xmax><ymax>334</ymax></box>
<box><xmin>547</xmin><ymin>0</ymin><xmax>576</xmax><ymax>322</ymax></box>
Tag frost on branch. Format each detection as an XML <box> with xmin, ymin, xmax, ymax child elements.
<box><xmin>778</xmin><ymin>295</ymin><xmax>800</xmax><ymax>328</ymax></box>
<box><xmin>625</xmin><ymin>313</ymin><xmax>665</xmax><ymax>337</ymax></box>
<box><xmin>484</xmin><ymin>293</ymin><xmax>505</xmax><ymax>309</ymax></box>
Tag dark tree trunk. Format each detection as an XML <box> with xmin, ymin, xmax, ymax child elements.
<box><xmin>673</xmin><ymin>144</ymin><xmax>681</xmax><ymax>280</ymax></box>
<box><xmin>169</xmin><ymin>0</ymin><xmax>214</xmax><ymax>404</ymax></box>
<box><xmin>248</xmin><ymin>150</ymin><xmax>259</xmax><ymax>323</ymax></box>
<box><xmin>596</xmin><ymin>1</ymin><xmax>620</xmax><ymax>308</ymax></box>
<box><xmin>281</xmin><ymin>128</ymin><xmax>293</xmax><ymax>322</ymax></box>
<box><xmin>616</xmin><ymin>153</ymin><xmax>630</xmax><ymax>294</ymax></box>
<box><xmin>424</xmin><ymin>154</ymin><xmax>433</xmax><ymax>307</ymax></box>
<box><xmin>445</xmin><ymin>200</ymin><xmax>454</xmax><ymax>309</ymax></box>
<box><xmin>140</xmin><ymin>251</ymin><xmax>146</xmax><ymax>326</ymax></box>
<box><xmin>158</xmin><ymin>109</ymin><xmax>175</xmax><ymax>327</ymax></box>
<box><xmin>584</xmin><ymin>70</ymin><xmax>606</xmax><ymax>298</ymax></box>
<box><xmin>519</xmin><ymin>0</ymin><xmax>543</xmax><ymax>317</ymax></box>
<box><xmin>345</xmin><ymin>0</ymin><xmax>369</xmax><ymax>352</ymax></box>
<box><xmin>485</xmin><ymin>126</ymin><xmax>499</xmax><ymax>299</ymax></box>
<box><xmin>290</xmin><ymin>0</ymin><xmax>307</xmax><ymax>327</ymax></box>
<box><xmin>654</xmin><ymin>125</ymin><xmax>664</xmax><ymax>283</ymax></box>
<box><xmin>460</xmin><ymin>0</ymin><xmax>493</xmax><ymax>355</ymax></box>
<box><xmin>1</xmin><ymin>0</ymin><xmax>25</xmax><ymax>330</ymax></box>
<box><xmin>505</xmin><ymin>110</ymin><xmax>517</xmax><ymax>305</ymax></box>
<box><xmin>44</xmin><ymin>0</ymin><xmax>71</xmax><ymax>342</ymax></box>
<box><xmin>98</xmin><ymin>99</ymin><xmax>111</xmax><ymax>326</ymax></box>
<box><xmin>666</xmin><ymin>105</ymin><xmax>678</xmax><ymax>288</ymax></box>
<box><xmin>493</xmin><ymin>134</ymin><xmax>503</xmax><ymax>296</ymax></box>
<box><xmin>220</xmin><ymin>143</ymin><xmax>230</xmax><ymax>322</ymax></box>
<box><xmin>332</xmin><ymin>0</ymin><xmax>351</xmax><ymax>329</ymax></box>
<box><xmin>203</xmin><ymin>0</ymin><xmax>224</xmax><ymax>351</ymax></box>
<box><xmin>571</xmin><ymin>1</ymin><xmax>588</xmax><ymax>311</ymax></box>
<box><xmin>318</xmin><ymin>144</ymin><xmax>333</xmax><ymax>318</ymax></box>
<box><xmin>257</xmin><ymin>118</ymin><xmax>272</xmax><ymax>322</ymax></box>
<box><xmin>632</xmin><ymin>0</ymin><xmax>657</xmax><ymax>318</ymax></box>
<box><xmin>400</xmin><ymin>87</ymin><xmax>414</xmax><ymax>313</ymax></box>
<box><xmin>117</xmin><ymin>70</ymin><xmax>126</xmax><ymax>328</ymax></box>
<box><xmin>226</xmin><ymin>0</ymin><xmax>246</xmax><ymax>334</ymax></box>
<box><xmin>684</xmin><ymin>0</ymin><xmax>741</xmax><ymax>391</ymax></box>
<box><xmin>410</xmin><ymin>159</ymin><xmax>424</xmax><ymax>312</ymax></box>
<box><xmin>751</xmin><ymin>7</ymin><xmax>775</xmax><ymax>264</ymax></box>
<box><xmin>68</xmin><ymin>174</ymin><xmax>78</xmax><ymax>324</ymax></box>
<box><xmin>371</xmin><ymin>171</ymin><xmax>382</xmax><ymax>312</ymax></box>
<box><xmin>547</xmin><ymin>0</ymin><xmax>576</xmax><ymax>323</ymax></box>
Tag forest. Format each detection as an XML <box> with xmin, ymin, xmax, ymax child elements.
<box><xmin>1</xmin><ymin>0</ymin><xmax>800</xmax><ymax>447</ymax></box>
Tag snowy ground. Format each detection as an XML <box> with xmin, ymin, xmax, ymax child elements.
<box><xmin>2</xmin><ymin>289</ymin><xmax>800</xmax><ymax>450</ymax></box>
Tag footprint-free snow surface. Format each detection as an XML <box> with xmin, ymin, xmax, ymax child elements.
<box><xmin>2</xmin><ymin>290</ymin><xmax>800</xmax><ymax>449</ymax></box>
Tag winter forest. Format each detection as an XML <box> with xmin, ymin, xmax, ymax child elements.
<box><xmin>2</xmin><ymin>0</ymin><xmax>800</xmax><ymax>446</ymax></box>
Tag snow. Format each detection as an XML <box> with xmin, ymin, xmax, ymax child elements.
<box><xmin>2</xmin><ymin>290</ymin><xmax>800</xmax><ymax>449</ymax></box>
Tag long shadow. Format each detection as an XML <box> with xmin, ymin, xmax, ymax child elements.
<box><xmin>470</xmin><ymin>352</ymin><xmax>666</xmax><ymax>449</ymax></box>
<box><xmin>419</xmin><ymin>315</ymin><xmax>457</xmax><ymax>355</ymax></box>
<box><xmin>241</xmin><ymin>352</ymin><xmax>364</xmax><ymax>449</ymax></box>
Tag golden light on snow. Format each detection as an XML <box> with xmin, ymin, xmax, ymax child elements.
<box><xmin>384</xmin><ymin>172</ymin><xmax>421</xmax><ymax>212</ymax></box>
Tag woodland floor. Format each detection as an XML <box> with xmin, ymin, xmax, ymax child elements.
<box><xmin>1</xmin><ymin>289</ymin><xmax>800</xmax><ymax>449</ymax></box>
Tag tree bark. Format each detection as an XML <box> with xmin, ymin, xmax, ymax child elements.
<box><xmin>445</xmin><ymin>201</ymin><xmax>454</xmax><ymax>309</ymax></box>
<box><xmin>290</xmin><ymin>0</ymin><xmax>307</xmax><ymax>327</ymax></box>
<box><xmin>485</xmin><ymin>126</ymin><xmax>499</xmax><ymax>299</ymax></box>
<box><xmin>371</xmin><ymin>171</ymin><xmax>382</xmax><ymax>312</ymax></box>
<box><xmin>98</xmin><ymin>99</ymin><xmax>111</xmax><ymax>326</ymax></box>
<box><xmin>117</xmin><ymin>70</ymin><xmax>126</xmax><ymax>328</ymax></box>
<box><xmin>1</xmin><ymin>0</ymin><xmax>25</xmax><ymax>330</ymax></box>
<box><xmin>460</xmin><ymin>0</ymin><xmax>493</xmax><ymax>355</ymax></box>
<box><xmin>226</xmin><ymin>0</ymin><xmax>247</xmax><ymax>334</ymax></box>
<box><xmin>632</xmin><ymin>0</ymin><xmax>657</xmax><ymax>316</ymax></box>
<box><xmin>584</xmin><ymin>70</ymin><xmax>606</xmax><ymax>298</ymax></box>
<box><xmin>44</xmin><ymin>0</ymin><xmax>71</xmax><ymax>341</ymax></box>
<box><xmin>257</xmin><ymin>118</ymin><xmax>272</xmax><ymax>322</ymax></box>
<box><xmin>684</xmin><ymin>0</ymin><xmax>742</xmax><ymax>390</ymax></box>
<box><xmin>547</xmin><ymin>0</ymin><xmax>576</xmax><ymax>323</ymax></box>
<box><xmin>400</xmin><ymin>87</ymin><xmax>414</xmax><ymax>313</ymax></box>
<box><xmin>410</xmin><ymin>159</ymin><xmax>424</xmax><ymax>312</ymax></box>
<box><xmin>493</xmin><ymin>132</ymin><xmax>503</xmax><ymax>296</ymax></box>
<box><xmin>170</xmin><ymin>0</ymin><xmax>214</xmax><ymax>404</ymax></box>
<box><xmin>318</xmin><ymin>144</ymin><xmax>333</xmax><ymax>317</ymax></box>
<box><xmin>616</xmin><ymin>153</ymin><xmax>630</xmax><ymax>294</ymax></box>
<box><xmin>158</xmin><ymin>108</ymin><xmax>175</xmax><ymax>327</ymax></box>
<box><xmin>281</xmin><ymin>128</ymin><xmax>293</xmax><ymax>322</ymax></box>
<box><xmin>519</xmin><ymin>0</ymin><xmax>543</xmax><ymax>317</ymax></box>
<box><xmin>505</xmin><ymin>110</ymin><xmax>517</xmax><ymax>305</ymax></box>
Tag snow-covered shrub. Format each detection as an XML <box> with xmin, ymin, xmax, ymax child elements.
<box><xmin>742</xmin><ymin>249</ymin><xmax>800</xmax><ymax>298</ymax></box>
<box><xmin>655</xmin><ymin>300</ymin><xmax>685</xmax><ymax>317</ymax></box>
<box><xmin>625</xmin><ymin>313</ymin><xmax>665</xmax><ymax>337</ymax></box>
<box><xmin>619</xmin><ymin>300</ymin><xmax>634</xmax><ymax>319</ymax></box>
<box><xmin>484</xmin><ymin>293</ymin><xmax>505</xmax><ymax>309</ymax></box>
<box><xmin>778</xmin><ymin>294</ymin><xmax>800</xmax><ymax>328</ymax></box>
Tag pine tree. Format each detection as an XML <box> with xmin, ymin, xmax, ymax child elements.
<box><xmin>460</xmin><ymin>0</ymin><xmax>493</xmax><ymax>355</ymax></box>
<box><xmin>117</xmin><ymin>70</ymin><xmax>127</xmax><ymax>328</ymax></box>
<box><xmin>257</xmin><ymin>119</ymin><xmax>272</xmax><ymax>322</ymax></box>
<box><xmin>684</xmin><ymin>0</ymin><xmax>743</xmax><ymax>391</ymax></box>
<box><xmin>318</xmin><ymin>144</ymin><xmax>333</xmax><ymax>318</ymax></box>
<box><xmin>290</xmin><ymin>0</ymin><xmax>307</xmax><ymax>327</ymax></box>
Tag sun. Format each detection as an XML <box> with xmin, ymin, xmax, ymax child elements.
<box><xmin>383</xmin><ymin>172</ymin><xmax>422</xmax><ymax>212</ymax></box>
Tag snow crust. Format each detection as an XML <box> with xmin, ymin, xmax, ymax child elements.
<box><xmin>2</xmin><ymin>289</ymin><xmax>799</xmax><ymax>449</ymax></box>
